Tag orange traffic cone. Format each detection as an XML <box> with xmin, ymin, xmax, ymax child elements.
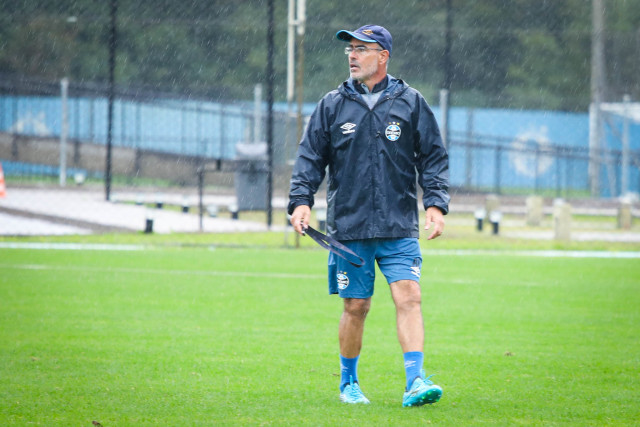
<box><xmin>0</xmin><ymin>162</ymin><xmax>6</xmax><ymax>198</ymax></box>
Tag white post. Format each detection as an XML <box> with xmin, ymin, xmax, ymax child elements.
<box><xmin>60</xmin><ymin>77</ymin><xmax>69</xmax><ymax>187</ymax></box>
<box><xmin>254</xmin><ymin>83</ymin><xmax>263</xmax><ymax>144</ymax></box>
<box><xmin>588</xmin><ymin>102</ymin><xmax>601</xmax><ymax>196</ymax></box>
<box><xmin>621</xmin><ymin>94</ymin><xmax>630</xmax><ymax>195</ymax></box>
<box><xmin>465</xmin><ymin>108</ymin><xmax>474</xmax><ymax>188</ymax></box>
<box><xmin>439</xmin><ymin>89</ymin><xmax>449</xmax><ymax>149</ymax></box>
<box><xmin>554</xmin><ymin>199</ymin><xmax>572</xmax><ymax>241</ymax></box>
<box><xmin>526</xmin><ymin>195</ymin><xmax>544</xmax><ymax>227</ymax></box>
<box><xmin>286</xmin><ymin>0</ymin><xmax>296</xmax><ymax>161</ymax></box>
<box><xmin>286</xmin><ymin>0</ymin><xmax>295</xmax><ymax>105</ymax></box>
<box><xmin>295</xmin><ymin>0</ymin><xmax>306</xmax><ymax>143</ymax></box>
<box><xmin>296</xmin><ymin>0</ymin><xmax>305</xmax><ymax>36</ymax></box>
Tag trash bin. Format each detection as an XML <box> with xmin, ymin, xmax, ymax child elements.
<box><xmin>234</xmin><ymin>142</ymin><xmax>268</xmax><ymax>211</ymax></box>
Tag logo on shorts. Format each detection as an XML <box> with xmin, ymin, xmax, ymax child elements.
<box><xmin>385</xmin><ymin>122</ymin><xmax>401</xmax><ymax>141</ymax></box>
<box><xmin>340</xmin><ymin>122</ymin><xmax>357</xmax><ymax>134</ymax></box>
<box><xmin>411</xmin><ymin>258</ymin><xmax>421</xmax><ymax>279</ymax></box>
<box><xmin>337</xmin><ymin>272</ymin><xmax>350</xmax><ymax>290</ymax></box>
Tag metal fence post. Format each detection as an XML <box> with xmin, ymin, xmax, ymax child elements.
<box><xmin>534</xmin><ymin>144</ymin><xmax>540</xmax><ymax>194</ymax></box>
<box><xmin>105</xmin><ymin>0</ymin><xmax>117</xmax><ymax>201</ymax></box>
<box><xmin>198</xmin><ymin>165</ymin><xmax>204</xmax><ymax>232</ymax></box>
<box><xmin>621</xmin><ymin>94</ymin><xmax>631</xmax><ymax>195</ymax></box>
<box><xmin>60</xmin><ymin>77</ymin><xmax>69</xmax><ymax>187</ymax></box>
<box><xmin>494</xmin><ymin>145</ymin><xmax>501</xmax><ymax>194</ymax></box>
<box><xmin>465</xmin><ymin>108</ymin><xmax>474</xmax><ymax>189</ymax></box>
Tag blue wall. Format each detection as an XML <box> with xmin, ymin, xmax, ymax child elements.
<box><xmin>2</xmin><ymin>95</ymin><xmax>639</xmax><ymax>196</ymax></box>
<box><xmin>1</xmin><ymin>96</ymin><xmax>248</xmax><ymax>159</ymax></box>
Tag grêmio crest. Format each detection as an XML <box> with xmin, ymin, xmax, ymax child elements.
<box><xmin>385</xmin><ymin>122</ymin><xmax>401</xmax><ymax>142</ymax></box>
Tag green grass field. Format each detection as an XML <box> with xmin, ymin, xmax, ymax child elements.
<box><xmin>1</xmin><ymin>243</ymin><xmax>639</xmax><ymax>425</ymax></box>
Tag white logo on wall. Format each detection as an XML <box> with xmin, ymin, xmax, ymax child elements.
<box><xmin>10</xmin><ymin>112</ymin><xmax>51</xmax><ymax>136</ymax></box>
<box><xmin>508</xmin><ymin>127</ymin><xmax>554</xmax><ymax>178</ymax></box>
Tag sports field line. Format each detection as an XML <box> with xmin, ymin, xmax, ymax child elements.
<box><xmin>0</xmin><ymin>242</ymin><xmax>145</xmax><ymax>251</ymax></box>
<box><xmin>1</xmin><ymin>242</ymin><xmax>640</xmax><ymax>258</ymax></box>
<box><xmin>425</xmin><ymin>249</ymin><xmax>640</xmax><ymax>258</ymax></box>
<box><xmin>0</xmin><ymin>262</ymin><xmax>326</xmax><ymax>280</ymax></box>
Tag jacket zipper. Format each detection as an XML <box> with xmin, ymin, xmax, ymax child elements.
<box><xmin>347</xmin><ymin>90</ymin><xmax>396</xmax><ymax>237</ymax></box>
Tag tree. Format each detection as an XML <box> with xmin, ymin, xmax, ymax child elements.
<box><xmin>0</xmin><ymin>0</ymin><xmax>638</xmax><ymax>110</ymax></box>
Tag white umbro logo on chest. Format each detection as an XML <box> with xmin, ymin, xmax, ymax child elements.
<box><xmin>340</xmin><ymin>122</ymin><xmax>357</xmax><ymax>134</ymax></box>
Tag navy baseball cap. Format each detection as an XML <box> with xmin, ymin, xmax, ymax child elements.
<box><xmin>336</xmin><ymin>25</ymin><xmax>392</xmax><ymax>56</ymax></box>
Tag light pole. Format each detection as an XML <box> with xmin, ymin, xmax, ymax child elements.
<box><xmin>105</xmin><ymin>0</ymin><xmax>117</xmax><ymax>201</ymax></box>
<box><xmin>266</xmin><ymin>0</ymin><xmax>275</xmax><ymax>227</ymax></box>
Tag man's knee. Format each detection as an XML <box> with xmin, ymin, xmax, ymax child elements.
<box><xmin>391</xmin><ymin>280</ymin><xmax>422</xmax><ymax>311</ymax></box>
<box><xmin>343</xmin><ymin>298</ymin><xmax>371</xmax><ymax>319</ymax></box>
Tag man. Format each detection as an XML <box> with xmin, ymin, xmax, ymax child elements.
<box><xmin>288</xmin><ymin>24</ymin><xmax>450</xmax><ymax>407</ymax></box>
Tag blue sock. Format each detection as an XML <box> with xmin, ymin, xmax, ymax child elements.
<box><xmin>339</xmin><ymin>355</ymin><xmax>359</xmax><ymax>392</ymax></box>
<box><xmin>403</xmin><ymin>351</ymin><xmax>424</xmax><ymax>390</ymax></box>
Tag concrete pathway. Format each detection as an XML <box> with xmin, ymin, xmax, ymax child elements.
<box><xmin>1</xmin><ymin>187</ymin><xmax>638</xmax><ymax>242</ymax></box>
<box><xmin>0</xmin><ymin>187</ymin><xmax>280</xmax><ymax>235</ymax></box>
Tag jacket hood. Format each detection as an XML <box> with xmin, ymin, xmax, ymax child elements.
<box><xmin>338</xmin><ymin>75</ymin><xmax>407</xmax><ymax>99</ymax></box>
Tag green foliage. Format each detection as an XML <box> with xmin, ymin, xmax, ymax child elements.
<box><xmin>1</xmin><ymin>247</ymin><xmax>639</xmax><ymax>424</ymax></box>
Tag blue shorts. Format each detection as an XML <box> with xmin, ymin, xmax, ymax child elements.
<box><xmin>328</xmin><ymin>238</ymin><xmax>422</xmax><ymax>298</ymax></box>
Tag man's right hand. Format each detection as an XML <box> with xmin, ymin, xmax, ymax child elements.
<box><xmin>290</xmin><ymin>205</ymin><xmax>311</xmax><ymax>235</ymax></box>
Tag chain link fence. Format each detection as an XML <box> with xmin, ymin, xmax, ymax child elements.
<box><xmin>1</xmin><ymin>1</ymin><xmax>639</xmax><ymax>236</ymax></box>
<box><xmin>3</xmin><ymin>74</ymin><xmax>638</xmax><ymax>197</ymax></box>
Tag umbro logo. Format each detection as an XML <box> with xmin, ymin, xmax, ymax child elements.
<box><xmin>340</xmin><ymin>122</ymin><xmax>357</xmax><ymax>134</ymax></box>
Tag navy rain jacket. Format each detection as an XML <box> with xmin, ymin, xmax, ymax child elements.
<box><xmin>288</xmin><ymin>75</ymin><xmax>450</xmax><ymax>241</ymax></box>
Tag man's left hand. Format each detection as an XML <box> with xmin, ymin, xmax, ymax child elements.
<box><xmin>424</xmin><ymin>206</ymin><xmax>445</xmax><ymax>240</ymax></box>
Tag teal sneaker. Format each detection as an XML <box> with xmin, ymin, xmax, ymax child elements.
<box><xmin>402</xmin><ymin>373</ymin><xmax>442</xmax><ymax>407</ymax></box>
<box><xmin>340</xmin><ymin>376</ymin><xmax>370</xmax><ymax>404</ymax></box>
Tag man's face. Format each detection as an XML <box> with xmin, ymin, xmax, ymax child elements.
<box><xmin>347</xmin><ymin>41</ymin><xmax>383</xmax><ymax>83</ymax></box>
